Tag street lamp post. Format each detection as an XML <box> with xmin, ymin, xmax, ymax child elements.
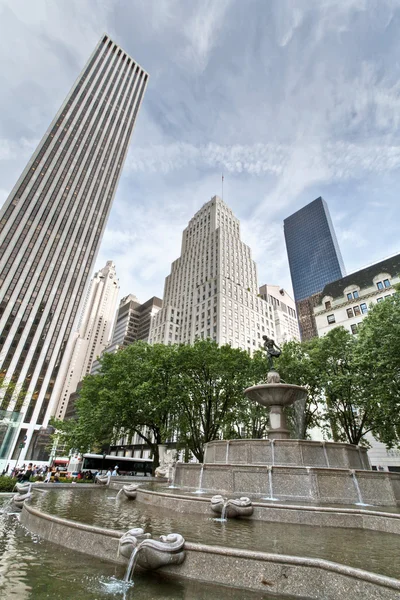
<box><xmin>101</xmin><ymin>453</ymin><xmax>106</xmax><ymax>474</ymax></box>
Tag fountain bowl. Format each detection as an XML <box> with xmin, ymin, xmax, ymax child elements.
<box><xmin>244</xmin><ymin>383</ymin><xmax>308</xmax><ymax>407</ymax></box>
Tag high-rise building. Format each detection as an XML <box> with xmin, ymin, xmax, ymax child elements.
<box><xmin>109</xmin><ymin>294</ymin><xmax>163</xmax><ymax>350</ymax></box>
<box><xmin>258</xmin><ymin>285</ymin><xmax>300</xmax><ymax>345</ymax></box>
<box><xmin>284</xmin><ymin>197</ymin><xmax>346</xmax><ymax>302</ymax></box>
<box><xmin>284</xmin><ymin>197</ymin><xmax>346</xmax><ymax>340</ymax></box>
<box><xmin>55</xmin><ymin>261</ymin><xmax>119</xmax><ymax>420</ymax></box>
<box><xmin>149</xmin><ymin>196</ymin><xmax>276</xmax><ymax>352</ymax></box>
<box><xmin>0</xmin><ymin>34</ymin><xmax>148</xmax><ymax>465</ymax></box>
<box><xmin>90</xmin><ymin>294</ymin><xmax>162</xmax><ymax>375</ymax></box>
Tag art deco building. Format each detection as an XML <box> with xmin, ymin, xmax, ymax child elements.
<box><xmin>0</xmin><ymin>34</ymin><xmax>148</xmax><ymax>465</ymax></box>
<box><xmin>149</xmin><ymin>196</ymin><xmax>276</xmax><ymax>352</ymax></box>
<box><xmin>55</xmin><ymin>261</ymin><xmax>119</xmax><ymax>420</ymax></box>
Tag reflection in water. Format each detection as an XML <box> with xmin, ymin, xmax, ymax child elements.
<box><xmin>31</xmin><ymin>489</ymin><xmax>400</xmax><ymax>580</ymax></box>
<box><xmin>0</xmin><ymin>498</ymin><xmax>286</xmax><ymax>600</ymax></box>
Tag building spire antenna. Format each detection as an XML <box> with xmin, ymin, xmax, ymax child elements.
<box><xmin>222</xmin><ymin>173</ymin><xmax>224</xmax><ymax>200</ymax></box>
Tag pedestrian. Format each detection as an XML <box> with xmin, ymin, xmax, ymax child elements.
<box><xmin>20</xmin><ymin>463</ymin><xmax>34</xmax><ymax>482</ymax></box>
<box><xmin>112</xmin><ymin>466</ymin><xmax>119</xmax><ymax>476</ymax></box>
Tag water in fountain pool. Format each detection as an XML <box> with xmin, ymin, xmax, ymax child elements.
<box><xmin>0</xmin><ymin>497</ymin><xmax>293</xmax><ymax>600</ymax></box>
<box><xmin>30</xmin><ymin>488</ymin><xmax>400</xmax><ymax>580</ymax></box>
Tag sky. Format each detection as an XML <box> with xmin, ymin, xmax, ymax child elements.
<box><xmin>1</xmin><ymin>0</ymin><xmax>400</xmax><ymax>305</ymax></box>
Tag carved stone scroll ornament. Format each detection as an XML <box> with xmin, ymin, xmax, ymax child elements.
<box><xmin>135</xmin><ymin>534</ymin><xmax>186</xmax><ymax>570</ymax></box>
<box><xmin>122</xmin><ymin>484</ymin><xmax>138</xmax><ymax>499</ymax></box>
<box><xmin>118</xmin><ymin>528</ymin><xmax>151</xmax><ymax>559</ymax></box>
<box><xmin>118</xmin><ymin>530</ymin><xmax>186</xmax><ymax>570</ymax></box>
<box><xmin>15</xmin><ymin>482</ymin><xmax>32</xmax><ymax>494</ymax></box>
<box><xmin>95</xmin><ymin>474</ymin><xmax>111</xmax><ymax>485</ymax></box>
<box><xmin>12</xmin><ymin>491</ymin><xmax>32</xmax><ymax>510</ymax></box>
<box><xmin>210</xmin><ymin>494</ymin><xmax>254</xmax><ymax>518</ymax></box>
<box><xmin>155</xmin><ymin>448</ymin><xmax>176</xmax><ymax>479</ymax></box>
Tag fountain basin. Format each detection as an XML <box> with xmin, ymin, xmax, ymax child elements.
<box><xmin>204</xmin><ymin>439</ymin><xmax>371</xmax><ymax>469</ymax></box>
<box><xmin>244</xmin><ymin>383</ymin><xmax>308</xmax><ymax>407</ymax></box>
<box><xmin>19</xmin><ymin>497</ymin><xmax>400</xmax><ymax>599</ymax></box>
<box><xmin>244</xmin><ymin>383</ymin><xmax>308</xmax><ymax>439</ymax></box>
<box><xmin>174</xmin><ymin>463</ymin><xmax>400</xmax><ymax>506</ymax></box>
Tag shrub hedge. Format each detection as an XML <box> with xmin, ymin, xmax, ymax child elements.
<box><xmin>0</xmin><ymin>476</ymin><xmax>17</xmax><ymax>492</ymax></box>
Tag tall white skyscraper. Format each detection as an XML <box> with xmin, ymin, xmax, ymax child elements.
<box><xmin>0</xmin><ymin>34</ymin><xmax>148</xmax><ymax>464</ymax></box>
<box><xmin>149</xmin><ymin>196</ymin><xmax>276</xmax><ymax>352</ymax></box>
<box><xmin>55</xmin><ymin>261</ymin><xmax>119</xmax><ymax>420</ymax></box>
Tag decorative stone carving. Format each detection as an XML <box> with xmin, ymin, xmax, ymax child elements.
<box><xmin>136</xmin><ymin>534</ymin><xmax>186</xmax><ymax>570</ymax></box>
<box><xmin>95</xmin><ymin>474</ymin><xmax>111</xmax><ymax>485</ymax></box>
<box><xmin>15</xmin><ymin>482</ymin><xmax>32</xmax><ymax>494</ymax></box>
<box><xmin>122</xmin><ymin>484</ymin><xmax>138</xmax><ymax>500</ymax></box>
<box><xmin>119</xmin><ymin>528</ymin><xmax>151</xmax><ymax>559</ymax></box>
<box><xmin>155</xmin><ymin>448</ymin><xmax>176</xmax><ymax>479</ymax></box>
<box><xmin>210</xmin><ymin>495</ymin><xmax>253</xmax><ymax>518</ymax></box>
<box><xmin>119</xmin><ymin>529</ymin><xmax>186</xmax><ymax>570</ymax></box>
<box><xmin>13</xmin><ymin>491</ymin><xmax>32</xmax><ymax>510</ymax></box>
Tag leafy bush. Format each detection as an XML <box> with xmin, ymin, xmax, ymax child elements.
<box><xmin>0</xmin><ymin>476</ymin><xmax>17</xmax><ymax>492</ymax></box>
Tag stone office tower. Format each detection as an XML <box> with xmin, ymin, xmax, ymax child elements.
<box><xmin>0</xmin><ymin>34</ymin><xmax>148</xmax><ymax>463</ymax></box>
<box><xmin>149</xmin><ymin>196</ymin><xmax>276</xmax><ymax>352</ymax></box>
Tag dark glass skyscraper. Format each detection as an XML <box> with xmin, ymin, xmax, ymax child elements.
<box><xmin>284</xmin><ymin>197</ymin><xmax>346</xmax><ymax>302</ymax></box>
<box><xmin>0</xmin><ymin>34</ymin><xmax>148</xmax><ymax>465</ymax></box>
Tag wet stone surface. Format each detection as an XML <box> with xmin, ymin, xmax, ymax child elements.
<box><xmin>30</xmin><ymin>488</ymin><xmax>400</xmax><ymax>580</ymax></box>
<box><xmin>0</xmin><ymin>497</ymin><xmax>293</xmax><ymax>600</ymax></box>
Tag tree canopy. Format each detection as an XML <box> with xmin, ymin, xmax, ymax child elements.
<box><xmin>354</xmin><ymin>289</ymin><xmax>400</xmax><ymax>446</ymax></box>
<box><xmin>53</xmin><ymin>292</ymin><xmax>400</xmax><ymax>466</ymax></box>
<box><xmin>53</xmin><ymin>340</ymin><xmax>255</xmax><ymax>467</ymax></box>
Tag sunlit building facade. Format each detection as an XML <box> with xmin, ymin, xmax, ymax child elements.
<box><xmin>149</xmin><ymin>196</ymin><xmax>276</xmax><ymax>352</ymax></box>
<box><xmin>55</xmin><ymin>261</ymin><xmax>119</xmax><ymax>420</ymax></box>
<box><xmin>0</xmin><ymin>34</ymin><xmax>148</xmax><ymax>465</ymax></box>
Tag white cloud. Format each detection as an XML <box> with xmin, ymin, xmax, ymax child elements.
<box><xmin>2</xmin><ymin>0</ymin><xmax>400</xmax><ymax>305</ymax></box>
<box><xmin>182</xmin><ymin>0</ymin><xmax>232</xmax><ymax>72</ymax></box>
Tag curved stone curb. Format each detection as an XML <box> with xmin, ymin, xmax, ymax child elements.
<box><xmin>135</xmin><ymin>487</ymin><xmax>400</xmax><ymax>535</ymax></box>
<box><xmin>19</xmin><ymin>500</ymin><xmax>400</xmax><ymax>599</ymax></box>
<box><xmin>175</xmin><ymin>542</ymin><xmax>400</xmax><ymax>600</ymax></box>
<box><xmin>20</xmin><ymin>502</ymin><xmax>125</xmax><ymax>564</ymax></box>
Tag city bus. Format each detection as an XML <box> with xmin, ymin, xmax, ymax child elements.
<box><xmin>69</xmin><ymin>453</ymin><xmax>153</xmax><ymax>476</ymax></box>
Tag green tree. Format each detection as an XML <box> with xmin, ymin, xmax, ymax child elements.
<box><xmin>354</xmin><ymin>289</ymin><xmax>400</xmax><ymax>447</ymax></box>
<box><xmin>275</xmin><ymin>339</ymin><xmax>323</xmax><ymax>439</ymax></box>
<box><xmin>53</xmin><ymin>342</ymin><xmax>181</xmax><ymax>471</ymax></box>
<box><xmin>176</xmin><ymin>340</ymin><xmax>252</xmax><ymax>461</ymax></box>
<box><xmin>310</xmin><ymin>327</ymin><xmax>369</xmax><ymax>444</ymax></box>
<box><xmin>228</xmin><ymin>349</ymin><xmax>274</xmax><ymax>440</ymax></box>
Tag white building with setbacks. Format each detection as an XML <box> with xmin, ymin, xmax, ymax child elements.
<box><xmin>149</xmin><ymin>196</ymin><xmax>276</xmax><ymax>352</ymax></box>
<box><xmin>55</xmin><ymin>261</ymin><xmax>119</xmax><ymax>420</ymax></box>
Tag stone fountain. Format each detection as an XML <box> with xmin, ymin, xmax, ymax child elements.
<box><xmin>15</xmin><ymin>334</ymin><xmax>400</xmax><ymax>600</ymax></box>
<box><xmin>174</xmin><ymin>336</ymin><xmax>400</xmax><ymax>506</ymax></box>
<box><xmin>243</xmin><ymin>339</ymin><xmax>307</xmax><ymax>440</ymax></box>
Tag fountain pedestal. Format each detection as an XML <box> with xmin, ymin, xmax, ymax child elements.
<box><xmin>244</xmin><ymin>371</ymin><xmax>308</xmax><ymax>440</ymax></box>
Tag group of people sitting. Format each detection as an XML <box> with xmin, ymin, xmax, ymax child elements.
<box><xmin>75</xmin><ymin>470</ymin><xmax>94</xmax><ymax>481</ymax></box>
